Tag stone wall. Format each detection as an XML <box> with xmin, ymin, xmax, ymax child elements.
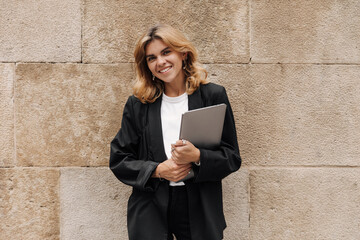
<box><xmin>1</xmin><ymin>0</ymin><xmax>359</xmax><ymax>239</ymax></box>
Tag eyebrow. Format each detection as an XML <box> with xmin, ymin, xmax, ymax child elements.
<box><xmin>146</xmin><ymin>47</ymin><xmax>171</xmax><ymax>59</ymax></box>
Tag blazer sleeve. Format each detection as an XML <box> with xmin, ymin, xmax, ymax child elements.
<box><xmin>110</xmin><ymin>96</ymin><xmax>160</xmax><ymax>192</ymax></box>
<box><xmin>193</xmin><ymin>86</ymin><xmax>241</xmax><ymax>182</ymax></box>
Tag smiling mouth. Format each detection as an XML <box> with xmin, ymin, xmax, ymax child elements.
<box><xmin>159</xmin><ymin>66</ymin><xmax>172</xmax><ymax>73</ymax></box>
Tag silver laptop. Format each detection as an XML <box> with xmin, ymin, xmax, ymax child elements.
<box><xmin>179</xmin><ymin>103</ymin><xmax>227</xmax><ymax>148</ymax></box>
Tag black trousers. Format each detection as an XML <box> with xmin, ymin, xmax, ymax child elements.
<box><xmin>167</xmin><ymin>186</ymin><xmax>192</xmax><ymax>240</ymax></box>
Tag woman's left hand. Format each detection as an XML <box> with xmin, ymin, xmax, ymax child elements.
<box><xmin>171</xmin><ymin>139</ymin><xmax>200</xmax><ymax>165</ymax></box>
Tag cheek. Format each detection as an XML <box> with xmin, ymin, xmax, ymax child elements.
<box><xmin>147</xmin><ymin>62</ymin><xmax>155</xmax><ymax>73</ymax></box>
<box><xmin>175</xmin><ymin>56</ymin><xmax>184</xmax><ymax>66</ymax></box>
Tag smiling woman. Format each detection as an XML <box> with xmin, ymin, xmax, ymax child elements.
<box><xmin>110</xmin><ymin>24</ymin><xmax>241</xmax><ymax>240</ymax></box>
<box><xmin>133</xmin><ymin>24</ymin><xmax>208</xmax><ymax>103</ymax></box>
<box><xmin>145</xmin><ymin>39</ymin><xmax>187</xmax><ymax>96</ymax></box>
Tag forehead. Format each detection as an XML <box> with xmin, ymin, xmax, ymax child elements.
<box><xmin>145</xmin><ymin>39</ymin><xmax>169</xmax><ymax>55</ymax></box>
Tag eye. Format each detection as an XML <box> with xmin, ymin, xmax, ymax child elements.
<box><xmin>163</xmin><ymin>50</ymin><xmax>171</xmax><ymax>55</ymax></box>
<box><xmin>147</xmin><ymin>56</ymin><xmax>155</xmax><ymax>62</ymax></box>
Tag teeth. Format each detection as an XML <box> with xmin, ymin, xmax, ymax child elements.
<box><xmin>160</xmin><ymin>67</ymin><xmax>171</xmax><ymax>73</ymax></box>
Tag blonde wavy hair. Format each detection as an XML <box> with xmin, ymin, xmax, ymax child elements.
<box><xmin>133</xmin><ymin>24</ymin><xmax>208</xmax><ymax>103</ymax></box>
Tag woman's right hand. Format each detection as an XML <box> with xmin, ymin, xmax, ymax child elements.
<box><xmin>152</xmin><ymin>159</ymin><xmax>192</xmax><ymax>182</ymax></box>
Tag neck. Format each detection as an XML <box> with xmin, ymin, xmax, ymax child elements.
<box><xmin>164</xmin><ymin>80</ymin><xmax>186</xmax><ymax>97</ymax></box>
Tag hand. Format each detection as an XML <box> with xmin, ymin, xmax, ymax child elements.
<box><xmin>153</xmin><ymin>159</ymin><xmax>192</xmax><ymax>182</ymax></box>
<box><xmin>171</xmin><ymin>139</ymin><xmax>200</xmax><ymax>165</ymax></box>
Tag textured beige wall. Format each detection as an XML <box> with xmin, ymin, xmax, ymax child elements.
<box><xmin>0</xmin><ymin>0</ymin><xmax>81</xmax><ymax>62</ymax></box>
<box><xmin>1</xmin><ymin>0</ymin><xmax>360</xmax><ymax>240</ymax></box>
<box><xmin>0</xmin><ymin>64</ymin><xmax>14</xmax><ymax>167</ymax></box>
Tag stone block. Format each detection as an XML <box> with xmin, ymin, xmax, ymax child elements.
<box><xmin>83</xmin><ymin>0</ymin><xmax>249</xmax><ymax>63</ymax></box>
<box><xmin>15</xmin><ymin>63</ymin><xmax>133</xmax><ymax>167</ymax></box>
<box><xmin>249</xmin><ymin>168</ymin><xmax>360</xmax><ymax>240</ymax></box>
<box><xmin>223</xmin><ymin>168</ymin><xmax>249</xmax><ymax>240</ymax></box>
<box><xmin>60</xmin><ymin>167</ymin><xmax>130</xmax><ymax>240</ymax></box>
<box><xmin>0</xmin><ymin>168</ymin><xmax>60</xmax><ymax>240</ymax></box>
<box><xmin>0</xmin><ymin>0</ymin><xmax>81</xmax><ymax>62</ymax></box>
<box><xmin>207</xmin><ymin>64</ymin><xmax>360</xmax><ymax>166</ymax></box>
<box><xmin>204</xmin><ymin>63</ymin><xmax>249</xmax><ymax>130</ymax></box>
<box><xmin>251</xmin><ymin>0</ymin><xmax>360</xmax><ymax>63</ymax></box>
<box><xmin>206</xmin><ymin>64</ymin><xmax>360</xmax><ymax>166</ymax></box>
<box><xmin>0</xmin><ymin>64</ymin><xmax>14</xmax><ymax>167</ymax></box>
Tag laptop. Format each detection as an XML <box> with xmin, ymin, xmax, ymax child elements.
<box><xmin>179</xmin><ymin>103</ymin><xmax>227</xmax><ymax>148</ymax></box>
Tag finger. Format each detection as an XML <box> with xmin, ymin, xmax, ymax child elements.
<box><xmin>172</xmin><ymin>169</ymin><xmax>191</xmax><ymax>182</ymax></box>
<box><xmin>178</xmin><ymin>164</ymin><xmax>191</xmax><ymax>171</ymax></box>
<box><xmin>173</xmin><ymin>157</ymin><xmax>188</xmax><ymax>165</ymax></box>
<box><xmin>174</xmin><ymin>146</ymin><xmax>188</xmax><ymax>158</ymax></box>
<box><xmin>178</xmin><ymin>167</ymin><xmax>193</xmax><ymax>179</ymax></box>
<box><xmin>171</xmin><ymin>149</ymin><xmax>179</xmax><ymax>157</ymax></box>
<box><xmin>176</xmin><ymin>164</ymin><xmax>191</xmax><ymax>174</ymax></box>
<box><xmin>174</xmin><ymin>139</ymin><xmax>184</xmax><ymax>146</ymax></box>
<box><xmin>182</xmin><ymin>167</ymin><xmax>192</xmax><ymax>175</ymax></box>
<box><xmin>172</xmin><ymin>151</ymin><xmax>186</xmax><ymax>164</ymax></box>
<box><xmin>163</xmin><ymin>160</ymin><xmax>174</xmax><ymax>170</ymax></box>
<box><xmin>171</xmin><ymin>152</ymin><xmax>180</xmax><ymax>162</ymax></box>
<box><xmin>170</xmin><ymin>163</ymin><xmax>189</xmax><ymax>174</ymax></box>
<box><xmin>170</xmin><ymin>159</ymin><xmax>186</xmax><ymax>168</ymax></box>
<box><xmin>170</xmin><ymin>158</ymin><xmax>190</xmax><ymax>169</ymax></box>
<box><xmin>171</xmin><ymin>154</ymin><xmax>179</xmax><ymax>164</ymax></box>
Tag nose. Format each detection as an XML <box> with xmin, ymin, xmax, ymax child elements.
<box><xmin>156</xmin><ymin>56</ymin><xmax>166</xmax><ymax>66</ymax></box>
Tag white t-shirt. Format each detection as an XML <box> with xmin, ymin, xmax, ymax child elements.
<box><xmin>161</xmin><ymin>92</ymin><xmax>188</xmax><ymax>186</ymax></box>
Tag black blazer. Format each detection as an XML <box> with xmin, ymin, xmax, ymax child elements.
<box><xmin>110</xmin><ymin>83</ymin><xmax>241</xmax><ymax>240</ymax></box>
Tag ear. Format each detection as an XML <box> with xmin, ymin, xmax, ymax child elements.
<box><xmin>182</xmin><ymin>52</ymin><xmax>188</xmax><ymax>60</ymax></box>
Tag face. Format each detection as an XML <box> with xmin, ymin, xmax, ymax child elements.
<box><xmin>145</xmin><ymin>39</ymin><xmax>186</xmax><ymax>87</ymax></box>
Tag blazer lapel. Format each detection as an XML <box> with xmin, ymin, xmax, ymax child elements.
<box><xmin>148</xmin><ymin>95</ymin><xmax>168</xmax><ymax>162</ymax></box>
<box><xmin>188</xmin><ymin>87</ymin><xmax>203</xmax><ymax>110</ymax></box>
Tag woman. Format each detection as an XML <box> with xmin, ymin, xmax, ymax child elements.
<box><xmin>110</xmin><ymin>24</ymin><xmax>241</xmax><ymax>240</ymax></box>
